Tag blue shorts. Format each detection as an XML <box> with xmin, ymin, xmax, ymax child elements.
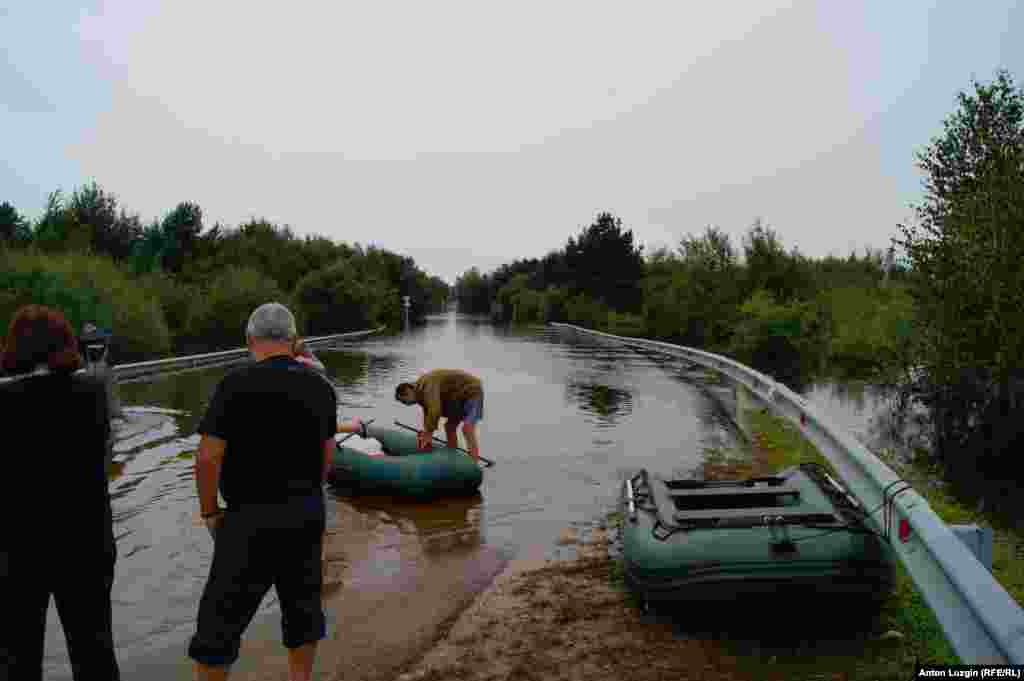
<box><xmin>463</xmin><ymin>396</ymin><xmax>483</xmax><ymax>425</ymax></box>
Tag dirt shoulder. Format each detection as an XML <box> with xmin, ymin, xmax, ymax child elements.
<box><xmin>394</xmin><ymin>520</ymin><xmax>920</xmax><ymax>681</ymax></box>
<box><xmin>395</xmin><ymin>527</ymin><xmax>742</xmax><ymax>681</ymax></box>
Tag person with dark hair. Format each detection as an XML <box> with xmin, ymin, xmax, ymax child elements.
<box><xmin>395</xmin><ymin>369</ymin><xmax>484</xmax><ymax>462</ymax></box>
<box><xmin>188</xmin><ymin>302</ymin><xmax>338</xmax><ymax>681</ymax></box>
<box><xmin>0</xmin><ymin>305</ymin><xmax>121</xmax><ymax>680</ymax></box>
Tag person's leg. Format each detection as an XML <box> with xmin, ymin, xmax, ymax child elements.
<box><xmin>2</xmin><ymin>569</ymin><xmax>50</xmax><ymax>681</ymax></box>
<box><xmin>275</xmin><ymin>497</ymin><xmax>326</xmax><ymax>681</ymax></box>
<box><xmin>192</xmin><ymin>662</ymin><xmax>230</xmax><ymax>681</ymax></box>
<box><xmin>461</xmin><ymin>423</ymin><xmax>480</xmax><ymax>460</ymax></box>
<box><xmin>188</xmin><ymin>511</ymin><xmax>274</xmax><ymax>679</ymax></box>
<box><xmin>53</xmin><ymin>546</ymin><xmax>120</xmax><ymax>681</ymax></box>
<box><xmin>286</xmin><ymin>643</ymin><xmax>318</xmax><ymax>681</ymax></box>
<box><xmin>461</xmin><ymin>396</ymin><xmax>483</xmax><ymax>460</ymax></box>
<box><xmin>444</xmin><ymin>418</ymin><xmax>461</xmax><ymax>450</ymax></box>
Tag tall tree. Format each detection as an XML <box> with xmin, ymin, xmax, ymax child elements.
<box><xmin>32</xmin><ymin>190</ymin><xmax>72</xmax><ymax>252</ymax></box>
<box><xmin>66</xmin><ymin>182</ymin><xmax>141</xmax><ymax>260</ymax></box>
<box><xmin>673</xmin><ymin>226</ymin><xmax>741</xmax><ymax>347</ymax></box>
<box><xmin>161</xmin><ymin>202</ymin><xmax>203</xmax><ymax>273</ymax></box>
<box><xmin>0</xmin><ymin>201</ymin><xmax>32</xmax><ymax>247</ymax></box>
<box><xmin>896</xmin><ymin>69</ymin><xmax>1024</xmax><ymax>471</ymax></box>
<box><xmin>563</xmin><ymin>212</ymin><xmax>644</xmax><ymax>312</ymax></box>
<box><xmin>741</xmin><ymin>218</ymin><xmax>806</xmax><ymax>303</ymax></box>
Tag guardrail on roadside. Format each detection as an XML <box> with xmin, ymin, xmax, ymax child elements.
<box><xmin>0</xmin><ymin>327</ymin><xmax>385</xmax><ymax>385</ymax></box>
<box><xmin>551</xmin><ymin>322</ymin><xmax>1024</xmax><ymax>665</ymax></box>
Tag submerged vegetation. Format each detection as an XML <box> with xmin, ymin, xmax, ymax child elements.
<box><xmin>1</xmin><ymin>190</ymin><xmax>449</xmax><ymax>361</ymax></box>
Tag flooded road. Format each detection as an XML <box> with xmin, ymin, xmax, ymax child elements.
<box><xmin>42</xmin><ymin>313</ymin><xmax>893</xmax><ymax>679</ymax></box>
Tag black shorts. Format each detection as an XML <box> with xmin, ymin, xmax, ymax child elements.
<box><xmin>187</xmin><ymin>493</ymin><xmax>326</xmax><ymax>667</ymax></box>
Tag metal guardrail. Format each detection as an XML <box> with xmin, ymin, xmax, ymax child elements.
<box><xmin>0</xmin><ymin>327</ymin><xmax>384</xmax><ymax>385</ymax></box>
<box><xmin>112</xmin><ymin>327</ymin><xmax>385</xmax><ymax>381</ymax></box>
<box><xmin>552</xmin><ymin>322</ymin><xmax>1024</xmax><ymax>664</ymax></box>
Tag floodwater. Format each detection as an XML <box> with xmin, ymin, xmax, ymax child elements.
<box><xmin>41</xmin><ymin>312</ymin><xmax>897</xmax><ymax>679</ymax></box>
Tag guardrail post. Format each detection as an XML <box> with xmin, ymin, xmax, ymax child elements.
<box><xmin>951</xmin><ymin>524</ymin><xmax>994</xmax><ymax>572</ymax></box>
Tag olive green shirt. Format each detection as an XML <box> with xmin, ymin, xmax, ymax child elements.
<box><xmin>414</xmin><ymin>369</ymin><xmax>483</xmax><ymax>433</ymax></box>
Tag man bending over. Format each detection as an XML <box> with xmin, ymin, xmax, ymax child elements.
<box><xmin>395</xmin><ymin>369</ymin><xmax>483</xmax><ymax>462</ymax></box>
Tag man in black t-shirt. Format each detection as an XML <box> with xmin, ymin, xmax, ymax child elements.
<box><xmin>188</xmin><ymin>302</ymin><xmax>338</xmax><ymax>681</ymax></box>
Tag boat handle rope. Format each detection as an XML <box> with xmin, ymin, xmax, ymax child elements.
<box><xmin>799</xmin><ymin>461</ymin><xmax>886</xmax><ymax>526</ymax></box>
<box><xmin>793</xmin><ymin>461</ymin><xmax>893</xmax><ymax>543</ymax></box>
<box><xmin>799</xmin><ymin>462</ymin><xmax>862</xmax><ymax>512</ymax></box>
<box><xmin>799</xmin><ymin>461</ymin><xmax>900</xmax><ymax>536</ymax></box>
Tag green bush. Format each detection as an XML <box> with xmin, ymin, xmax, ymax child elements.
<box><xmin>0</xmin><ymin>251</ymin><xmax>171</xmax><ymax>362</ymax></box>
<box><xmin>565</xmin><ymin>294</ymin><xmax>610</xmax><ymax>328</ymax></box>
<box><xmin>375</xmin><ymin>290</ymin><xmax>402</xmax><ymax>330</ymax></box>
<box><xmin>542</xmin><ymin>286</ymin><xmax>569</xmax><ymax>322</ymax></box>
<box><xmin>606</xmin><ymin>311</ymin><xmax>646</xmax><ymax>336</ymax></box>
<box><xmin>185</xmin><ymin>266</ymin><xmax>291</xmax><ymax>351</ymax></box>
<box><xmin>491</xmin><ymin>275</ymin><xmax>553</xmax><ymax>324</ymax></box>
<box><xmin>729</xmin><ymin>290</ymin><xmax>818</xmax><ymax>356</ymax></box>
<box><xmin>510</xmin><ymin>288</ymin><xmax>547</xmax><ymax>324</ymax></box>
<box><xmin>293</xmin><ymin>260</ymin><xmax>392</xmax><ymax>335</ymax></box>
<box><xmin>136</xmin><ymin>272</ymin><xmax>206</xmax><ymax>352</ymax></box>
<box><xmin>824</xmin><ymin>284</ymin><xmax>914</xmax><ymax>372</ymax></box>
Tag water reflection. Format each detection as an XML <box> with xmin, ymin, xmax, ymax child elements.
<box><xmin>321</xmin><ymin>351</ymin><xmax>369</xmax><ymax>387</ymax></box>
<box><xmin>566</xmin><ymin>381</ymin><xmax>634</xmax><ymax>426</ymax></box>
<box><xmin>797</xmin><ymin>379</ymin><xmax>933</xmax><ymax>467</ymax></box>
<box><xmin>457</xmin><ymin>316</ymin><xmax>487</xmax><ymax>339</ymax></box>
<box><xmin>805</xmin><ymin>379</ymin><xmax>870</xmax><ymax>412</ymax></box>
<box><xmin>337</xmin><ymin>493</ymin><xmax>483</xmax><ymax>559</ymax></box>
<box><xmin>117</xmin><ymin>366</ymin><xmax>233</xmax><ymax>435</ymax></box>
<box><xmin>364</xmin><ymin>353</ymin><xmax>403</xmax><ymax>377</ymax></box>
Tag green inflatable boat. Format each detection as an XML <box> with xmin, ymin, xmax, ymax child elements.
<box><xmin>621</xmin><ymin>462</ymin><xmax>895</xmax><ymax>607</ymax></box>
<box><xmin>328</xmin><ymin>423</ymin><xmax>483</xmax><ymax>498</ymax></box>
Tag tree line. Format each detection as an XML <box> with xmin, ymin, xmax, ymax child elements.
<box><xmin>1</xmin><ymin>188</ymin><xmax>449</xmax><ymax>362</ymax></box>
<box><xmin>456</xmin><ymin>69</ymin><xmax>1024</xmax><ymax>488</ymax></box>
<box><xmin>456</xmin><ymin>213</ymin><xmax>911</xmax><ymax>387</ymax></box>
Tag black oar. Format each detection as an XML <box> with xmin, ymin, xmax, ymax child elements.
<box><xmin>394</xmin><ymin>420</ymin><xmax>495</xmax><ymax>468</ymax></box>
<box><xmin>337</xmin><ymin>418</ymin><xmax>375</xmax><ymax>447</ymax></box>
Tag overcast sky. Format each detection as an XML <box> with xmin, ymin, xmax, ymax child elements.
<box><xmin>3</xmin><ymin>1</ymin><xmax>1022</xmax><ymax>284</ymax></box>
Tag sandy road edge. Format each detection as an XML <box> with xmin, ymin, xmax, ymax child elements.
<box><xmin>391</xmin><ymin>530</ymin><xmax>629</xmax><ymax>681</ymax></box>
